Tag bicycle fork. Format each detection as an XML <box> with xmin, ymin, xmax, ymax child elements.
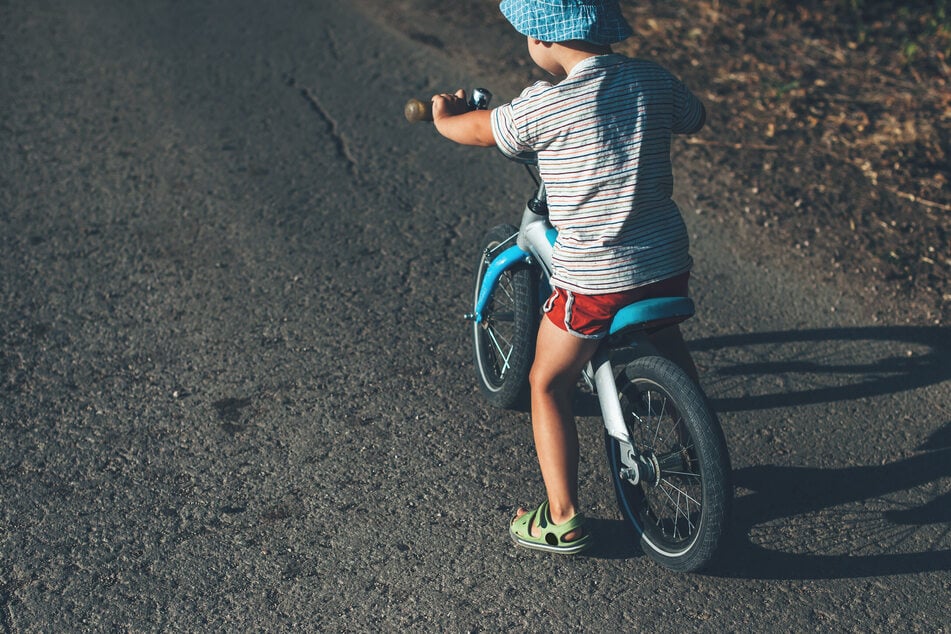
<box><xmin>587</xmin><ymin>348</ymin><xmax>658</xmax><ymax>487</ymax></box>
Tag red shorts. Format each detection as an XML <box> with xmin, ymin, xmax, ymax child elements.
<box><xmin>543</xmin><ymin>272</ymin><xmax>690</xmax><ymax>339</ymax></box>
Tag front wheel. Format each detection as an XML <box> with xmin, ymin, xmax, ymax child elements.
<box><xmin>472</xmin><ymin>224</ymin><xmax>537</xmax><ymax>409</ymax></box>
<box><xmin>605</xmin><ymin>355</ymin><xmax>732</xmax><ymax>572</ymax></box>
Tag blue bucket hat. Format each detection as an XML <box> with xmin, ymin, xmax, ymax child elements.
<box><xmin>499</xmin><ymin>0</ymin><xmax>633</xmax><ymax>45</ymax></box>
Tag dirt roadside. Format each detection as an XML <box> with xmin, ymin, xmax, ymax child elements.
<box><xmin>357</xmin><ymin>0</ymin><xmax>948</xmax><ymax>326</ymax></box>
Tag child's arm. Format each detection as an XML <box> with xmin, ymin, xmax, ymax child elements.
<box><xmin>432</xmin><ymin>89</ymin><xmax>496</xmax><ymax>147</ymax></box>
<box><xmin>672</xmin><ymin>80</ymin><xmax>707</xmax><ymax>135</ymax></box>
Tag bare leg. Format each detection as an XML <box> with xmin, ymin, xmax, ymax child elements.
<box><xmin>514</xmin><ymin>317</ymin><xmax>600</xmax><ymax>537</ymax></box>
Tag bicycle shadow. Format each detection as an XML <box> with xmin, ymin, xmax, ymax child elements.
<box><xmin>691</xmin><ymin>325</ymin><xmax>949</xmax><ymax>413</ymax></box>
<box><xmin>589</xmin><ymin>325</ymin><xmax>951</xmax><ymax>578</ymax></box>
<box><xmin>714</xmin><ymin>431</ymin><xmax>951</xmax><ymax>580</ymax></box>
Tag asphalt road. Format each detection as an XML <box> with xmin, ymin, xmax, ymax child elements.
<box><xmin>2</xmin><ymin>1</ymin><xmax>949</xmax><ymax>631</ymax></box>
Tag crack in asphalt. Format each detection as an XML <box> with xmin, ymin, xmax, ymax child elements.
<box><xmin>324</xmin><ymin>27</ymin><xmax>340</xmax><ymax>61</ymax></box>
<box><xmin>284</xmin><ymin>74</ymin><xmax>358</xmax><ymax>176</ymax></box>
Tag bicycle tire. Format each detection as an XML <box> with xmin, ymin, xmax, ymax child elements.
<box><xmin>472</xmin><ymin>224</ymin><xmax>537</xmax><ymax>409</ymax></box>
<box><xmin>605</xmin><ymin>355</ymin><xmax>732</xmax><ymax>572</ymax></box>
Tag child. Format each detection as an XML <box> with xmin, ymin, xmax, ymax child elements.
<box><xmin>431</xmin><ymin>0</ymin><xmax>706</xmax><ymax>554</ymax></box>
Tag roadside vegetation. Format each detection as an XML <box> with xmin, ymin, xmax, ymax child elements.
<box><xmin>617</xmin><ymin>0</ymin><xmax>949</xmax><ymax>322</ymax></box>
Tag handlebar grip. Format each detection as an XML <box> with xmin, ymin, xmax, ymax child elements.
<box><xmin>404</xmin><ymin>98</ymin><xmax>433</xmax><ymax>123</ymax></box>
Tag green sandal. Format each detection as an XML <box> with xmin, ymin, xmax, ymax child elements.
<box><xmin>509</xmin><ymin>501</ymin><xmax>592</xmax><ymax>554</ymax></box>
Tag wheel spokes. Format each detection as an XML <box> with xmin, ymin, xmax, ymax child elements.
<box><xmin>485</xmin><ymin>325</ymin><xmax>513</xmax><ymax>378</ymax></box>
<box><xmin>625</xmin><ymin>384</ymin><xmax>704</xmax><ymax>546</ymax></box>
<box><xmin>481</xmin><ymin>271</ymin><xmax>521</xmax><ymax>382</ymax></box>
<box><xmin>657</xmin><ymin>479</ymin><xmax>699</xmax><ymax>539</ymax></box>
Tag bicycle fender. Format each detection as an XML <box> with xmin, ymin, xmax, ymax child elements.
<box><xmin>474</xmin><ymin>244</ymin><xmax>533</xmax><ymax>323</ymax></box>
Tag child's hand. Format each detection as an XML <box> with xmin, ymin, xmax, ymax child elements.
<box><xmin>431</xmin><ymin>89</ymin><xmax>470</xmax><ymax>121</ymax></box>
<box><xmin>430</xmin><ymin>89</ymin><xmax>495</xmax><ymax>147</ymax></box>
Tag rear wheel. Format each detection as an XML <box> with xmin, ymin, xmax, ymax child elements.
<box><xmin>472</xmin><ymin>225</ymin><xmax>537</xmax><ymax>409</ymax></box>
<box><xmin>605</xmin><ymin>355</ymin><xmax>732</xmax><ymax>572</ymax></box>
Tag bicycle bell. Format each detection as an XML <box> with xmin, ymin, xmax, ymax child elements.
<box><xmin>469</xmin><ymin>88</ymin><xmax>492</xmax><ymax>110</ymax></box>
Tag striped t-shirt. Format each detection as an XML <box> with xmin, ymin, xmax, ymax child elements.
<box><xmin>491</xmin><ymin>54</ymin><xmax>705</xmax><ymax>294</ymax></box>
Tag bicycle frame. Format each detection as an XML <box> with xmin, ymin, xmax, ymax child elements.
<box><xmin>471</xmin><ymin>178</ymin><xmax>695</xmax><ymax>449</ymax></box>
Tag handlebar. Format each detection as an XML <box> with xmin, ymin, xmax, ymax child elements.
<box><xmin>404</xmin><ymin>88</ymin><xmax>493</xmax><ymax>124</ymax></box>
<box><xmin>404</xmin><ymin>98</ymin><xmax>433</xmax><ymax>123</ymax></box>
